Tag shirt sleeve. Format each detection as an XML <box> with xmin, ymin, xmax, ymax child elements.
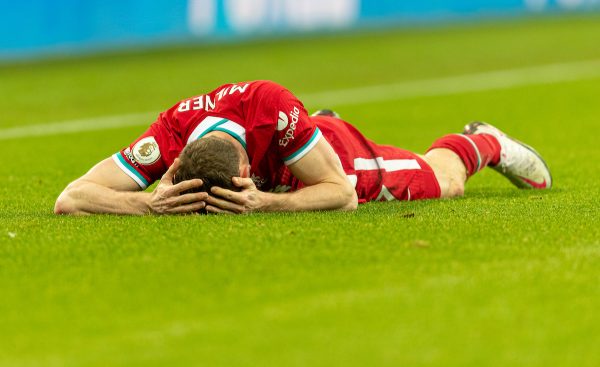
<box><xmin>111</xmin><ymin>118</ymin><xmax>170</xmax><ymax>189</ymax></box>
<box><xmin>275</xmin><ymin>88</ymin><xmax>322</xmax><ymax>165</ymax></box>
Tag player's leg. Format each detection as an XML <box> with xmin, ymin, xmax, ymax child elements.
<box><xmin>424</xmin><ymin>129</ymin><xmax>502</xmax><ymax>198</ymax></box>
<box><xmin>423</xmin><ymin>122</ymin><xmax>552</xmax><ymax>198</ymax></box>
<box><xmin>421</xmin><ymin>148</ymin><xmax>468</xmax><ymax>198</ymax></box>
<box><xmin>311</xmin><ymin>109</ymin><xmax>468</xmax><ymax>199</ymax></box>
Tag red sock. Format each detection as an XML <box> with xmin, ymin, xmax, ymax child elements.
<box><xmin>428</xmin><ymin>134</ymin><xmax>501</xmax><ymax>177</ymax></box>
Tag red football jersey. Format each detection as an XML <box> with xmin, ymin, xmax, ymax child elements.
<box><xmin>113</xmin><ymin>80</ymin><xmax>440</xmax><ymax>203</ymax></box>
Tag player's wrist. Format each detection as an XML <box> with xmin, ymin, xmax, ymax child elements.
<box><xmin>252</xmin><ymin>191</ymin><xmax>271</xmax><ymax>212</ymax></box>
<box><xmin>131</xmin><ymin>191</ymin><xmax>153</xmax><ymax>214</ymax></box>
<box><xmin>259</xmin><ymin>191</ymin><xmax>288</xmax><ymax>212</ymax></box>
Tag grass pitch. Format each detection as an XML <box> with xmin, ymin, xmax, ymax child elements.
<box><xmin>1</xmin><ymin>15</ymin><xmax>600</xmax><ymax>367</ymax></box>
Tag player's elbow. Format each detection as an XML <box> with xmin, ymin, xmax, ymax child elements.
<box><xmin>54</xmin><ymin>189</ymin><xmax>75</xmax><ymax>215</ymax></box>
<box><xmin>339</xmin><ymin>183</ymin><xmax>358</xmax><ymax>211</ymax></box>
<box><xmin>54</xmin><ymin>183</ymin><xmax>84</xmax><ymax>215</ymax></box>
<box><xmin>343</xmin><ymin>191</ymin><xmax>358</xmax><ymax>211</ymax></box>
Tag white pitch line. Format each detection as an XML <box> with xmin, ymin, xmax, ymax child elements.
<box><xmin>2</xmin><ymin>59</ymin><xmax>600</xmax><ymax>141</ymax></box>
<box><xmin>300</xmin><ymin>58</ymin><xmax>600</xmax><ymax>106</ymax></box>
<box><xmin>0</xmin><ymin>111</ymin><xmax>158</xmax><ymax>140</ymax></box>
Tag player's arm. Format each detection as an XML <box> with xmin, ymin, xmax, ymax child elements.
<box><xmin>54</xmin><ymin>158</ymin><xmax>206</xmax><ymax>215</ymax></box>
<box><xmin>205</xmin><ymin>138</ymin><xmax>358</xmax><ymax>213</ymax></box>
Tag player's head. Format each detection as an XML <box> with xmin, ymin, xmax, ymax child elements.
<box><xmin>174</xmin><ymin>137</ymin><xmax>242</xmax><ymax>193</ymax></box>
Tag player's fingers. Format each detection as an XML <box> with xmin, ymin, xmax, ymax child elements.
<box><xmin>166</xmin><ymin>201</ymin><xmax>206</xmax><ymax>214</ymax></box>
<box><xmin>210</xmin><ymin>186</ymin><xmax>245</xmax><ymax>204</ymax></box>
<box><xmin>205</xmin><ymin>195</ymin><xmax>245</xmax><ymax>213</ymax></box>
<box><xmin>232</xmin><ymin>177</ymin><xmax>255</xmax><ymax>189</ymax></box>
<box><xmin>168</xmin><ymin>192</ymin><xmax>207</xmax><ymax>206</ymax></box>
<box><xmin>168</xmin><ymin>178</ymin><xmax>204</xmax><ymax>195</ymax></box>
<box><xmin>161</xmin><ymin>158</ymin><xmax>180</xmax><ymax>183</ymax></box>
<box><xmin>205</xmin><ymin>205</ymin><xmax>235</xmax><ymax>215</ymax></box>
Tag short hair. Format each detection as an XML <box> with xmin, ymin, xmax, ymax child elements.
<box><xmin>174</xmin><ymin>137</ymin><xmax>241</xmax><ymax>194</ymax></box>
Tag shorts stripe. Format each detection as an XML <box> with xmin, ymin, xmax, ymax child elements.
<box><xmin>354</xmin><ymin>157</ymin><xmax>421</xmax><ymax>171</ymax></box>
<box><xmin>112</xmin><ymin>153</ymin><xmax>149</xmax><ymax>189</ymax></box>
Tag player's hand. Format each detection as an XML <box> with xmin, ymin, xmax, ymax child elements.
<box><xmin>148</xmin><ymin>158</ymin><xmax>207</xmax><ymax>214</ymax></box>
<box><xmin>205</xmin><ymin>177</ymin><xmax>265</xmax><ymax>214</ymax></box>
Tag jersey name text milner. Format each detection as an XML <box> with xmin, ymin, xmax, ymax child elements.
<box><xmin>177</xmin><ymin>83</ymin><xmax>250</xmax><ymax>113</ymax></box>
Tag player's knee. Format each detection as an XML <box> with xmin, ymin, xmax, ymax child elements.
<box><xmin>447</xmin><ymin>179</ymin><xmax>465</xmax><ymax>198</ymax></box>
<box><xmin>437</xmin><ymin>176</ymin><xmax>465</xmax><ymax>198</ymax></box>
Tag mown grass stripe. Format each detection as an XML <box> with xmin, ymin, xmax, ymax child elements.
<box><xmin>2</xmin><ymin>58</ymin><xmax>600</xmax><ymax>141</ymax></box>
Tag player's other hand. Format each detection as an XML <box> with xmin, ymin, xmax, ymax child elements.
<box><xmin>149</xmin><ymin>158</ymin><xmax>207</xmax><ymax>214</ymax></box>
<box><xmin>205</xmin><ymin>177</ymin><xmax>265</xmax><ymax>214</ymax></box>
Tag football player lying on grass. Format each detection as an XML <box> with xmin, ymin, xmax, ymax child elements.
<box><xmin>55</xmin><ymin>80</ymin><xmax>552</xmax><ymax>215</ymax></box>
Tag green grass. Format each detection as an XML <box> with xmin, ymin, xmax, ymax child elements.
<box><xmin>1</xmin><ymin>15</ymin><xmax>600</xmax><ymax>367</ymax></box>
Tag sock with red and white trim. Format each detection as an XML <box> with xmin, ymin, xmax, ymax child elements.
<box><xmin>428</xmin><ymin>134</ymin><xmax>501</xmax><ymax>177</ymax></box>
